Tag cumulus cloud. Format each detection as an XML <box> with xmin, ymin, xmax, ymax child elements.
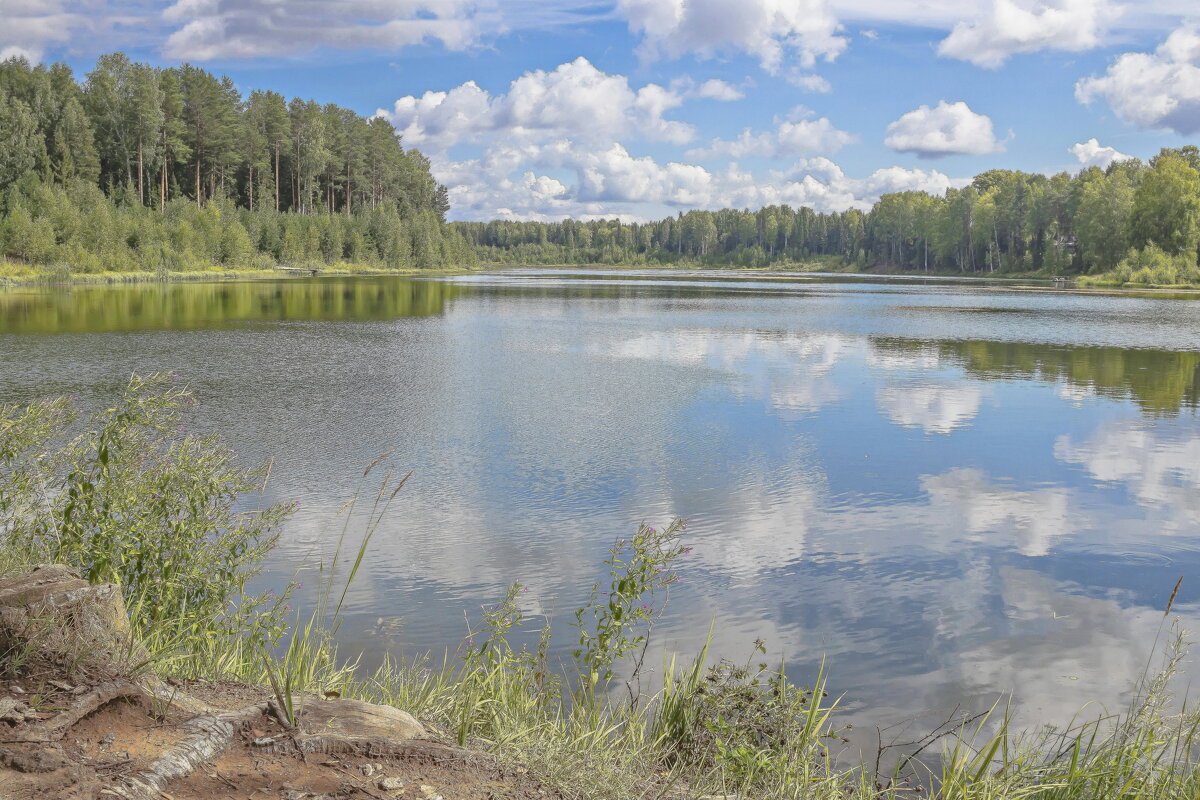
<box><xmin>693</xmin><ymin>78</ymin><xmax>745</xmax><ymax>101</ymax></box>
<box><xmin>785</xmin><ymin>73</ymin><xmax>834</xmax><ymax>93</ymax></box>
<box><xmin>378</xmin><ymin>58</ymin><xmax>693</xmax><ymax>151</ymax></box>
<box><xmin>379</xmin><ymin>58</ymin><xmax>966</xmax><ymax>220</ymax></box>
<box><xmin>1075</xmin><ymin>26</ymin><xmax>1200</xmax><ymax>135</ymax></box>
<box><xmin>616</xmin><ymin>0</ymin><xmax>847</xmax><ymax>73</ymax></box>
<box><xmin>687</xmin><ymin>117</ymin><xmax>855</xmax><ymax>160</ymax></box>
<box><xmin>885</xmin><ymin>100</ymin><xmax>1004</xmax><ymax>158</ymax></box>
<box><xmin>1069</xmin><ymin>137</ymin><xmax>1134</xmax><ymax>169</ymax></box>
<box><xmin>938</xmin><ymin>0</ymin><xmax>1118</xmax><ymax>69</ymax></box>
<box><xmin>161</xmin><ymin>0</ymin><xmax>494</xmax><ymax>60</ymax></box>
<box><xmin>441</xmin><ymin>143</ymin><xmax>965</xmax><ymax>220</ymax></box>
<box><xmin>0</xmin><ymin>0</ymin><xmax>84</xmax><ymax>63</ymax></box>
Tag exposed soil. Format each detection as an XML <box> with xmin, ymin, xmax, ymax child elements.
<box><xmin>0</xmin><ymin>681</ymin><xmax>560</xmax><ymax>800</ymax></box>
<box><xmin>0</xmin><ymin>567</ymin><xmax>562</xmax><ymax>800</ymax></box>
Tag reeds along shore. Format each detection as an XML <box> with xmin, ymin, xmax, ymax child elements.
<box><xmin>3</xmin><ymin>375</ymin><xmax>1200</xmax><ymax>799</ymax></box>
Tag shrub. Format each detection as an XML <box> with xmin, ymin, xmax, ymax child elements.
<box><xmin>0</xmin><ymin>374</ymin><xmax>293</xmax><ymax>654</ymax></box>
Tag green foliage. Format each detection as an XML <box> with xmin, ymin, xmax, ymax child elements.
<box><xmin>681</xmin><ymin>654</ymin><xmax>840</xmax><ymax>787</ymax></box>
<box><xmin>0</xmin><ymin>52</ymin><xmax>471</xmax><ymax>273</ymax></box>
<box><xmin>0</xmin><ymin>374</ymin><xmax>293</xmax><ymax>651</ymax></box>
<box><xmin>1130</xmin><ymin>151</ymin><xmax>1200</xmax><ymax>259</ymax></box>
<box><xmin>572</xmin><ymin>520</ymin><xmax>687</xmax><ymax>692</ymax></box>
<box><xmin>455</xmin><ymin>148</ymin><xmax>1200</xmax><ymax>284</ymax></box>
<box><xmin>1094</xmin><ymin>244</ymin><xmax>1200</xmax><ymax>287</ymax></box>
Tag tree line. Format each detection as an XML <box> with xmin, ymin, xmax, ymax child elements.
<box><xmin>0</xmin><ymin>53</ymin><xmax>472</xmax><ymax>273</ymax></box>
<box><xmin>453</xmin><ymin>147</ymin><xmax>1200</xmax><ymax>285</ymax></box>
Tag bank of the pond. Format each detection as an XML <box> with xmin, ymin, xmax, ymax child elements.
<box><xmin>9</xmin><ymin>255</ymin><xmax>1200</xmax><ymax>293</ymax></box>
<box><xmin>4</xmin><ymin>377</ymin><xmax>1200</xmax><ymax>799</ymax></box>
<box><xmin>0</xmin><ymin>261</ymin><xmax>484</xmax><ymax>287</ymax></box>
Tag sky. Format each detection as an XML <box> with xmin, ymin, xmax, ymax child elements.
<box><xmin>3</xmin><ymin>0</ymin><xmax>1199</xmax><ymax>222</ymax></box>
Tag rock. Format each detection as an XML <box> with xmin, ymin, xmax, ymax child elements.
<box><xmin>252</xmin><ymin>736</ymin><xmax>277</xmax><ymax>746</ymax></box>
<box><xmin>361</xmin><ymin>763</ymin><xmax>376</xmax><ymax>777</ymax></box>
<box><xmin>0</xmin><ymin>697</ymin><xmax>35</xmax><ymax>724</ymax></box>
<box><xmin>419</xmin><ymin>785</ymin><xmax>444</xmax><ymax>800</ymax></box>
<box><xmin>99</xmin><ymin>733</ymin><xmax>115</xmax><ymax>747</ymax></box>
<box><xmin>377</xmin><ymin>776</ymin><xmax>406</xmax><ymax>791</ymax></box>
<box><xmin>0</xmin><ymin>565</ymin><xmax>139</xmax><ymax>681</ymax></box>
<box><xmin>294</xmin><ymin>697</ymin><xmax>424</xmax><ymax>740</ymax></box>
<box><xmin>0</xmin><ymin>743</ymin><xmax>73</xmax><ymax>773</ymax></box>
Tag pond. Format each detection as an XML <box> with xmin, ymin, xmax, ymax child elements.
<box><xmin>3</xmin><ymin>269</ymin><xmax>1199</xmax><ymax>740</ymax></box>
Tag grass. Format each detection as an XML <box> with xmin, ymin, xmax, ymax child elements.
<box><xmin>4</xmin><ymin>376</ymin><xmax>1200</xmax><ymax>798</ymax></box>
<box><xmin>0</xmin><ymin>259</ymin><xmax>482</xmax><ymax>287</ymax></box>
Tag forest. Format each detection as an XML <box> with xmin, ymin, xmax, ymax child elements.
<box><xmin>2</xmin><ymin>51</ymin><xmax>1199</xmax><ymax>284</ymax></box>
<box><xmin>0</xmin><ymin>53</ymin><xmax>473</xmax><ymax>275</ymax></box>
<box><xmin>455</xmin><ymin>149</ymin><xmax>1200</xmax><ymax>286</ymax></box>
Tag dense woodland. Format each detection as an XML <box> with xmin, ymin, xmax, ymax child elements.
<box><xmin>455</xmin><ymin>149</ymin><xmax>1200</xmax><ymax>285</ymax></box>
<box><xmin>0</xmin><ymin>53</ymin><xmax>472</xmax><ymax>273</ymax></box>
<box><xmin>1</xmin><ymin>52</ymin><xmax>1199</xmax><ymax>283</ymax></box>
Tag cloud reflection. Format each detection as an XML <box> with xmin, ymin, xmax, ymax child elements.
<box><xmin>877</xmin><ymin>384</ymin><xmax>984</xmax><ymax>434</ymax></box>
<box><xmin>1056</xmin><ymin>421</ymin><xmax>1200</xmax><ymax>527</ymax></box>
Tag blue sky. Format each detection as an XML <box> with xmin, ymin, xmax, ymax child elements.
<box><xmin>4</xmin><ymin>1</ymin><xmax>1199</xmax><ymax>221</ymax></box>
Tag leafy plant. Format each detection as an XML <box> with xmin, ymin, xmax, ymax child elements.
<box><xmin>0</xmin><ymin>373</ymin><xmax>293</xmax><ymax>657</ymax></box>
<box><xmin>571</xmin><ymin>518</ymin><xmax>688</xmax><ymax>697</ymax></box>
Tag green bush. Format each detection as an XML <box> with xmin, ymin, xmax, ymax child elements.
<box><xmin>0</xmin><ymin>374</ymin><xmax>293</xmax><ymax>652</ymax></box>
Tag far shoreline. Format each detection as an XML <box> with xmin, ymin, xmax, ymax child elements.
<box><xmin>5</xmin><ymin>261</ymin><xmax>1200</xmax><ymax>298</ymax></box>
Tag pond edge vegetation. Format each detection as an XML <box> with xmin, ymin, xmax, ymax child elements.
<box><xmin>4</xmin><ymin>375</ymin><xmax>1200</xmax><ymax>799</ymax></box>
<box><xmin>4</xmin><ymin>53</ymin><xmax>1200</xmax><ymax>288</ymax></box>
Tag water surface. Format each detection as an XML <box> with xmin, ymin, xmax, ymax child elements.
<box><xmin>3</xmin><ymin>269</ymin><xmax>1199</xmax><ymax>739</ymax></box>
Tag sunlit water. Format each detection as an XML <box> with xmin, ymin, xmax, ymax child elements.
<box><xmin>3</xmin><ymin>269</ymin><xmax>1200</xmax><ymax>743</ymax></box>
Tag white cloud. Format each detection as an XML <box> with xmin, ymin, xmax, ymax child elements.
<box><xmin>158</xmin><ymin>0</ymin><xmax>618</xmax><ymax>61</ymax></box>
<box><xmin>938</xmin><ymin>0</ymin><xmax>1118</xmax><ymax>69</ymax></box>
<box><xmin>785</xmin><ymin>73</ymin><xmax>833</xmax><ymax>93</ymax></box>
<box><xmin>1069</xmin><ymin>137</ymin><xmax>1134</xmax><ymax>169</ymax></box>
<box><xmin>0</xmin><ymin>1</ymin><xmax>83</xmax><ymax>63</ymax></box>
<box><xmin>380</xmin><ymin>60</ymin><xmax>965</xmax><ymax>220</ymax></box>
<box><xmin>1076</xmin><ymin>26</ymin><xmax>1200</xmax><ymax>135</ymax></box>
<box><xmin>379</xmin><ymin>58</ymin><xmax>694</xmax><ymax>151</ymax></box>
<box><xmin>161</xmin><ymin>0</ymin><xmax>492</xmax><ymax>60</ymax></box>
<box><xmin>693</xmin><ymin>78</ymin><xmax>744</xmax><ymax>102</ymax></box>
<box><xmin>440</xmin><ymin>144</ymin><xmax>966</xmax><ymax>220</ymax></box>
<box><xmin>687</xmin><ymin>117</ymin><xmax>855</xmax><ymax>160</ymax></box>
<box><xmin>616</xmin><ymin>0</ymin><xmax>847</xmax><ymax>74</ymax></box>
<box><xmin>885</xmin><ymin>100</ymin><xmax>1004</xmax><ymax>158</ymax></box>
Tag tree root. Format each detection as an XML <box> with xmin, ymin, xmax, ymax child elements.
<box><xmin>98</xmin><ymin>702</ymin><xmax>269</xmax><ymax>800</ymax></box>
<box><xmin>0</xmin><ymin>681</ymin><xmax>143</xmax><ymax>744</ymax></box>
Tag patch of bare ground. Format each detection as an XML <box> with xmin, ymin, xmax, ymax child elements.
<box><xmin>0</xmin><ymin>567</ymin><xmax>563</xmax><ymax>800</ymax></box>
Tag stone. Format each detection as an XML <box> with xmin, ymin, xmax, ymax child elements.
<box><xmin>0</xmin><ymin>565</ymin><xmax>139</xmax><ymax>680</ymax></box>
<box><xmin>0</xmin><ymin>699</ymin><xmax>37</xmax><ymax>724</ymax></box>
<box><xmin>377</xmin><ymin>776</ymin><xmax>406</xmax><ymax>791</ymax></box>
<box><xmin>297</xmin><ymin>697</ymin><xmax>424</xmax><ymax>740</ymax></box>
<box><xmin>419</xmin><ymin>785</ymin><xmax>443</xmax><ymax>800</ymax></box>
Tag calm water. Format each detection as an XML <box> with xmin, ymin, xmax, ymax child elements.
<box><xmin>3</xmin><ymin>269</ymin><xmax>1200</xmax><ymax>738</ymax></box>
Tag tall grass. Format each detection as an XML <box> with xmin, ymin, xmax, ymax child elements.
<box><xmin>4</xmin><ymin>377</ymin><xmax>1200</xmax><ymax>798</ymax></box>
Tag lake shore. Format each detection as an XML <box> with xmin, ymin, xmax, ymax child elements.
<box><xmin>7</xmin><ymin>260</ymin><xmax>1200</xmax><ymax>298</ymax></box>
